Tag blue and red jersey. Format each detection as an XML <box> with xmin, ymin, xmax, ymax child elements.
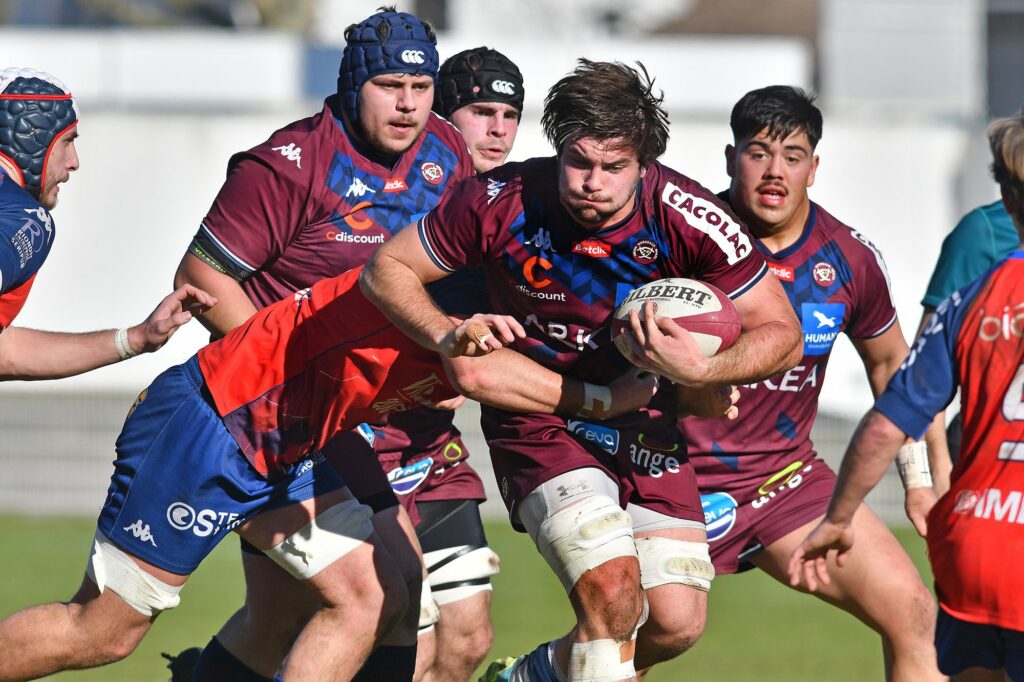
<box><xmin>197</xmin><ymin>267</ymin><xmax>457</xmax><ymax>479</ymax></box>
<box><xmin>682</xmin><ymin>200</ymin><xmax>897</xmax><ymax>495</ymax></box>
<box><xmin>0</xmin><ymin>168</ymin><xmax>54</xmax><ymax>328</ymax></box>
<box><xmin>877</xmin><ymin>248</ymin><xmax>1024</xmax><ymax>631</ymax></box>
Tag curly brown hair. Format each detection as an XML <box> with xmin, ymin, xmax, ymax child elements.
<box><xmin>541</xmin><ymin>59</ymin><xmax>669</xmax><ymax>166</ymax></box>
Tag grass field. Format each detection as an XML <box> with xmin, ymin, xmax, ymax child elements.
<box><xmin>0</xmin><ymin>515</ymin><xmax>933</xmax><ymax>681</ymax></box>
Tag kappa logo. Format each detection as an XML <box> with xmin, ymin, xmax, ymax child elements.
<box><xmin>524</xmin><ymin>227</ymin><xmax>554</xmax><ymax>251</ymax></box>
<box><xmin>401</xmin><ymin>49</ymin><xmax>426</xmax><ymax>65</ymax></box>
<box><xmin>383</xmin><ymin>177</ymin><xmax>408</xmax><ymax>193</ymax></box>
<box><xmin>345</xmin><ymin>177</ymin><xmax>376</xmax><ymax>198</ymax></box>
<box><xmin>491</xmin><ymin>79</ymin><xmax>516</xmax><ymax>95</ymax></box>
<box><xmin>123</xmin><ymin>519</ymin><xmax>157</xmax><ymax>547</ymax></box>
<box><xmin>271</xmin><ymin>142</ymin><xmax>302</xmax><ymax>169</ymax></box>
<box><xmin>486</xmin><ymin>178</ymin><xmax>506</xmax><ymax>204</ymax></box>
<box><xmin>23</xmin><ymin>206</ymin><xmax>53</xmax><ymax>239</ymax></box>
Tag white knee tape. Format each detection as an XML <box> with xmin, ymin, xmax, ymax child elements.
<box><xmin>534</xmin><ymin>495</ymin><xmax>636</xmax><ymax>594</ymax></box>
<box><xmin>86</xmin><ymin>531</ymin><xmax>182</xmax><ymax>616</ymax></box>
<box><xmin>264</xmin><ymin>497</ymin><xmax>373</xmax><ymax>580</ymax></box>
<box><xmin>635</xmin><ymin>537</ymin><xmax>715</xmax><ymax>592</ymax></box>
<box><xmin>425</xmin><ymin>545</ymin><xmax>500</xmax><ymax>606</ymax></box>
<box><xmin>569</xmin><ymin>639</ymin><xmax>636</xmax><ymax>682</ymax></box>
<box><xmin>418</xmin><ymin>580</ymin><xmax>440</xmax><ymax>631</ymax></box>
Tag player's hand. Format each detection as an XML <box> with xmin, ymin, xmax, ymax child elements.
<box><xmin>787</xmin><ymin>519</ymin><xmax>854</xmax><ymax>592</ymax></box>
<box><xmin>128</xmin><ymin>285</ymin><xmax>218</xmax><ymax>354</ymax></box>
<box><xmin>615</xmin><ymin>301</ymin><xmax>711</xmax><ymax>386</ymax></box>
<box><xmin>596</xmin><ymin>368</ymin><xmax>659</xmax><ymax>419</ymax></box>
<box><xmin>432</xmin><ymin>394</ymin><xmax>466</xmax><ymax>411</ymax></box>
<box><xmin>904</xmin><ymin>486</ymin><xmax>936</xmax><ymax>537</ymax></box>
<box><xmin>440</xmin><ymin>314</ymin><xmax>525</xmax><ymax>358</ymax></box>
<box><xmin>677</xmin><ymin>384</ymin><xmax>740</xmax><ymax>419</ymax></box>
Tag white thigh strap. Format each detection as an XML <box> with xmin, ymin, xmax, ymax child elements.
<box><xmin>87</xmin><ymin>530</ymin><xmax>182</xmax><ymax>616</ymax></box>
<box><xmin>263</xmin><ymin>497</ymin><xmax>373</xmax><ymax>580</ymax></box>
<box><xmin>635</xmin><ymin>537</ymin><xmax>715</xmax><ymax>592</ymax></box>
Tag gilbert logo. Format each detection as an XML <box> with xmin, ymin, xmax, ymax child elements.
<box><xmin>572</xmin><ymin>240</ymin><xmax>610</xmax><ymax>258</ymax></box>
<box><xmin>491</xmin><ymin>80</ymin><xmax>516</xmax><ymax>95</ymax></box>
<box><xmin>271</xmin><ymin>143</ymin><xmax>302</xmax><ymax>169</ymax></box>
<box><xmin>401</xmin><ymin>50</ymin><xmax>425</xmax><ymax>65</ymax></box>
<box><xmin>383</xmin><ymin>177</ymin><xmax>408</xmax><ymax>193</ymax></box>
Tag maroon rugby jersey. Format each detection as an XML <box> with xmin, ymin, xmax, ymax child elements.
<box><xmin>191</xmin><ymin>96</ymin><xmax>473</xmax><ymax>307</ymax></box>
<box><xmin>187</xmin><ymin>96</ymin><xmax>478</xmax><ymax>484</ymax></box>
<box><xmin>682</xmin><ymin>199</ymin><xmax>897</xmax><ymax>498</ymax></box>
<box><xmin>420</xmin><ymin>158</ymin><xmax>767</xmax><ymax>434</ymax></box>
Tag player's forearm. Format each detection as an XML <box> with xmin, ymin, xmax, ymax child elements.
<box><xmin>0</xmin><ymin>326</ymin><xmax>126</xmax><ymax>380</ymax></box>
<box><xmin>924</xmin><ymin>412</ymin><xmax>952</xmax><ymax>495</ymax></box>
<box><xmin>360</xmin><ymin>252</ymin><xmax>454</xmax><ymax>351</ymax></box>
<box><xmin>826</xmin><ymin>409</ymin><xmax>907</xmax><ymax>524</ymax></box>
<box><xmin>443</xmin><ymin>350</ymin><xmax>583</xmax><ymax>414</ymax></box>
<box><xmin>699</xmin><ymin>319</ymin><xmax>801</xmax><ymax>386</ymax></box>
<box><xmin>174</xmin><ymin>253</ymin><xmax>256</xmax><ymax>338</ymax></box>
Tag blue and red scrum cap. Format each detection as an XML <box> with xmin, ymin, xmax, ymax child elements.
<box><xmin>337</xmin><ymin>8</ymin><xmax>439</xmax><ymax>127</ymax></box>
<box><xmin>0</xmin><ymin>67</ymin><xmax>78</xmax><ymax>199</ymax></box>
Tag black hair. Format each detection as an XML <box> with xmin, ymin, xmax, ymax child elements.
<box><xmin>730</xmin><ymin>85</ymin><xmax>822</xmax><ymax>149</ymax></box>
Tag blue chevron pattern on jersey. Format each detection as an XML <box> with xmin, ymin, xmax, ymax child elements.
<box><xmin>783</xmin><ymin>239</ymin><xmax>853</xmax><ymax>309</ymax></box>
<box><xmin>323</xmin><ymin>130</ymin><xmax>461</xmax><ymax>236</ymax></box>
<box><xmin>776</xmin><ymin>411</ymin><xmax>797</xmax><ymax>441</ymax></box>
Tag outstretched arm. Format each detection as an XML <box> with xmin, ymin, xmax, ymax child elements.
<box><xmin>787</xmin><ymin>409</ymin><xmax>907</xmax><ymax>590</ymax></box>
<box><xmin>0</xmin><ymin>285</ymin><xmax>216</xmax><ymax>381</ymax></box>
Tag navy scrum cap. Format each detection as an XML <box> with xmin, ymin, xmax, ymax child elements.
<box><xmin>0</xmin><ymin>67</ymin><xmax>78</xmax><ymax>199</ymax></box>
<box><xmin>338</xmin><ymin>8</ymin><xmax>439</xmax><ymax>128</ymax></box>
<box><xmin>434</xmin><ymin>47</ymin><xmax>524</xmax><ymax>119</ymax></box>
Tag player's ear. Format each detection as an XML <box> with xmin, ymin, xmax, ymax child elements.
<box><xmin>725</xmin><ymin>144</ymin><xmax>736</xmax><ymax>178</ymax></box>
<box><xmin>639</xmin><ymin>163</ymin><xmax>648</xmax><ymax>179</ymax></box>
<box><xmin>807</xmin><ymin>154</ymin><xmax>820</xmax><ymax>188</ymax></box>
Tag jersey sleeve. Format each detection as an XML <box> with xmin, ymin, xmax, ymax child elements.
<box><xmin>844</xmin><ymin>229</ymin><xmax>898</xmax><ymax>339</ymax></box>
<box><xmin>921</xmin><ymin>208</ymin><xmax>999</xmax><ymax>309</ymax></box>
<box><xmin>189</xmin><ymin>142</ymin><xmax>315</xmax><ymax>281</ymax></box>
<box><xmin>418</xmin><ymin>175</ymin><xmax>501</xmax><ymax>272</ymax></box>
<box><xmin>659</xmin><ymin>173</ymin><xmax>767</xmax><ymax>298</ymax></box>
<box><xmin>874</xmin><ymin>284</ymin><xmax>976</xmax><ymax>438</ymax></box>
<box><xmin>0</xmin><ymin>274</ymin><xmax>35</xmax><ymax>329</ymax></box>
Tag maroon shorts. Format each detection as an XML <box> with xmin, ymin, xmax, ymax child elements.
<box><xmin>325</xmin><ymin>414</ymin><xmax>486</xmax><ymax>526</ymax></box>
<box><xmin>697</xmin><ymin>456</ymin><xmax>836</xmax><ymax>574</ymax></box>
<box><xmin>482</xmin><ymin>407</ymin><xmax>703</xmax><ymax>529</ymax></box>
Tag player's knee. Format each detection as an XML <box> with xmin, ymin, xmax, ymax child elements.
<box><xmin>573</xmin><ymin>559</ymin><xmax>644</xmax><ymax>640</ymax></box>
<box><xmin>92</xmin><ymin>622</ymin><xmax>148</xmax><ymax>664</ymax></box>
<box><xmin>647</xmin><ymin>609</ymin><xmax>706</xmax><ymax>658</ymax></box>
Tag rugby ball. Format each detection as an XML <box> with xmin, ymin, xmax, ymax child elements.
<box><xmin>612</xmin><ymin>278</ymin><xmax>740</xmax><ymax>357</ymax></box>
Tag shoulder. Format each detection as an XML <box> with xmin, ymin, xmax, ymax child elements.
<box><xmin>232</xmin><ymin>103</ymin><xmax>337</xmax><ymax>177</ymax></box>
<box><xmin>649</xmin><ymin>162</ymin><xmax>744</xmax><ymax>224</ymax></box>
<box><xmin>0</xmin><ymin>176</ymin><xmax>54</xmax><ymax>234</ymax></box>
<box><xmin>814</xmin><ymin>204</ymin><xmax>886</xmax><ymax>262</ymax></box>
<box><xmin>421</xmin><ymin>113</ymin><xmax>474</xmax><ymax>180</ymax></box>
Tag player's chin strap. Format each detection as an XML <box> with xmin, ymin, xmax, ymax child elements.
<box><xmin>896</xmin><ymin>441</ymin><xmax>932</xmax><ymax>490</ymax></box>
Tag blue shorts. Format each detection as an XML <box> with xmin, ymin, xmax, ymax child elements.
<box><xmin>936</xmin><ymin>606</ymin><xmax>1024</xmax><ymax>680</ymax></box>
<box><xmin>97</xmin><ymin>356</ymin><xmax>346</xmax><ymax>575</ymax></box>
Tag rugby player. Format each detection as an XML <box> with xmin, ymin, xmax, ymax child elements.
<box><xmin>790</xmin><ymin>109</ymin><xmax>1024</xmax><ymax>682</ymax></box>
<box><xmin>434</xmin><ymin>46</ymin><xmax>523</xmax><ymax>174</ymax></box>
<box><xmin>918</xmin><ymin>197</ymin><xmax>1018</xmax><ymax>462</ymax></box>
<box><xmin>170</xmin><ymin>11</ymin><xmax>522</xmax><ymax>681</ymax></box>
<box><xmin>0</xmin><ymin>67</ymin><xmax>213</xmax><ymax>382</ymax></box>
<box><xmin>678</xmin><ymin>86</ymin><xmax>945</xmax><ymax>681</ymax></box>
<box><xmin>361</xmin><ymin>59</ymin><xmax>802</xmax><ymax>682</ymax></box>
<box><xmin>0</xmin><ymin>266</ymin><xmax>658</xmax><ymax>681</ymax></box>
